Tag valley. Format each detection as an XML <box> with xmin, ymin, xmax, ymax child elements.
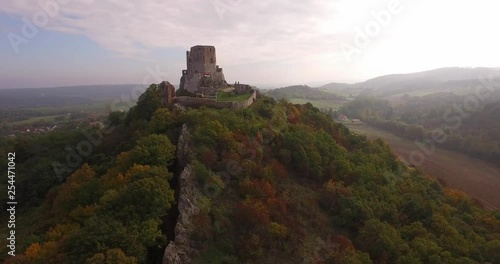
<box><xmin>346</xmin><ymin>123</ymin><xmax>500</xmax><ymax>210</ymax></box>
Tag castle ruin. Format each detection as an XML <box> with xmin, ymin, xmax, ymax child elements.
<box><xmin>160</xmin><ymin>45</ymin><xmax>256</xmax><ymax>109</ymax></box>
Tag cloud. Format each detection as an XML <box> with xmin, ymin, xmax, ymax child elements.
<box><xmin>0</xmin><ymin>0</ymin><xmax>350</xmax><ymax>64</ymax></box>
<box><xmin>3</xmin><ymin>0</ymin><xmax>499</xmax><ymax>86</ymax></box>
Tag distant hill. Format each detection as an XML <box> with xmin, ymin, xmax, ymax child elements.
<box><xmin>360</xmin><ymin>67</ymin><xmax>500</xmax><ymax>88</ymax></box>
<box><xmin>318</xmin><ymin>67</ymin><xmax>500</xmax><ymax>98</ymax></box>
<box><xmin>264</xmin><ymin>85</ymin><xmax>346</xmax><ymax>100</ymax></box>
<box><xmin>316</xmin><ymin>82</ymin><xmax>352</xmax><ymax>90</ymax></box>
<box><xmin>0</xmin><ymin>84</ymin><xmax>141</xmax><ymax>108</ymax></box>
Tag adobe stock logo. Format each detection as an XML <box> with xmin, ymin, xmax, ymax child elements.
<box><xmin>399</xmin><ymin>75</ymin><xmax>499</xmax><ymax>167</ymax></box>
<box><xmin>341</xmin><ymin>0</ymin><xmax>403</xmax><ymax>63</ymax></box>
<box><xmin>7</xmin><ymin>0</ymin><xmax>75</xmax><ymax>54</ymax></box>
<box><xmin>51</xmin><ymin>64</ymin><xmax>169</xmax><ymax>182</ymax></box>
<box><xmin>212</xmin><ymin>0</ymin><xmax>243</xmax><ymax>20</ymax></box>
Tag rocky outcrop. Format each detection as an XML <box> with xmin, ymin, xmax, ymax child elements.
<box><xmin>163</xmin><ymin>124</ymin><xmax>200</xmax><ymax>264</ymax></box>
<box><xmin>163</xmin><ymin>164</ymin><xmax>201</xmax><ymax>264</ymax></box>
<box><xmin>159</xmin><ymin>81</ymin><xmax>176</xmax><ymax>107</ymax></box>
<box><xmin>176</xmin><ymin>124</ymin><xmax>192</xmax><ymax>169</ymax></box>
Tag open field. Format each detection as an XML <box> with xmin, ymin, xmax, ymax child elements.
<box><xmin>346</xmin><ymin>123</ymin><xmax>500</xmax><ymax>210</ymax></box>
<box><xmin>2</xmin><ymin>101</ymin><xmax>113</xmax><ymax>127</ymax></box>
<box><xmin>319</xmin><ymin>89</ymin><xmax>352</xmax><ymax>97</ymax></box>
<box><xmin>7</xmin><ymin>115</ymin><xmax>65</xmax><ymax>126</ymax></box>
<box><xmin>289</xmin><ymin>99</ymin><xmax>346</xmax><ymax>109</ymax></box>
<box><xmin>25</xmin><ymin>101</ymin><xmax>112</xmax><ymax>114</ymax></box>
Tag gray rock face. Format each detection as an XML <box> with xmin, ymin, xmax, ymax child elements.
<box><xmin>163</xmin><ymin>164</ymin><xmax>201</xmax><ymax>264</ymax></box>
<box><xmin>164</xmin><ymin>125</ymin><xmax>200</xmax><ymax>264</ymax></box>
<box><xmin>176</xmin><ymin>124</ymin><xmax>192</xmax><ymax>169</ymax></box>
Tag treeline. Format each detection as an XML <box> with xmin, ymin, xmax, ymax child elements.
<box><xmin>2</xmin><ymin>85</ymin><xmax>181</xmax><ymax>263</ymax></box>
<box><xmin>265</xmin><ymin>85</ymin><xmax>347</xmax><ymax>101</ymax></box>
<box><xmin>2</xmin><ymin>85</ymin><xmax>500</xmax><ymax>263</ymax></box>
<box><xmin>341</xmin><ymin>95</ymin><xmax>500</xmax><ymax>164</ymax></box>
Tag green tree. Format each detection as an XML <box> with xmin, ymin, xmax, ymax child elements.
<box><xmin>357</xmin><ymin>219</ymin><xmax>409</xmax><ymax>263</ymax></box>
<box><xmin>150</xmin><ymin>108</ymin><xmax>175</xmax><ymax>133</ymax></box>
<box><xmin>131</xmin><ymin>134</ymin><xmax>176</xmax><ymax>166</ymax></box>
<box><xmin>126</xmin><ymin>84</ymin><xmax>162</xmax><ymax>124</ymax></box>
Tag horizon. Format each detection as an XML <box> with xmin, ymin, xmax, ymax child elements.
<box><xmin>1</xmin><ymin>66</ymin><xmax>499</xmax><ymax>90</ymax></box>
<box><xmin>2</xmin><ymin>0</ymin><xmax>500</xmax><ymax>89</ymax></box>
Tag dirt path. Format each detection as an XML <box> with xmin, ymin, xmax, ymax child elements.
<box><xmin>346</xmin><ymin>124</ymin><xmax>500</xmax><ymax>210</ymax></box>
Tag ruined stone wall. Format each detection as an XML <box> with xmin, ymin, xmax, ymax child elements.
<box><xmin>175</xmin><ymin>90</ymin><xmax>257</xmax><ymax>109</ymax></box>
<box><xmin>235</xmin><ymin>83</ymin><xmax>252</xmax><ymax>94</ymax></box>
<box><xmin>175</xmin><ymin>96</ymin><xmax>232</xmax><ymax>109</ymax></box>
<box><xmin>229</xmin><ymin>90</ymin><xmax>257</xmax><ymax>109</ymax></box>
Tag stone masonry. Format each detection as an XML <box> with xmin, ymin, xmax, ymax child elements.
<box><xmin>179</xmin><ymin>45</ymin><xmax>227</xmax><ymax>95</ymax></box>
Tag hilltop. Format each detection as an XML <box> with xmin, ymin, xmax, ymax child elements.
<box><xmin>2</xmin><ymin>84</ymin><xmax>499</xmax><ymax>263</ymax></box>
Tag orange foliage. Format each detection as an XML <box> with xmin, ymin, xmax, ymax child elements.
<box><xmin>200</xmin><ymin>148</ymin><xmax>218</xmax><ymax>167</ymax></box>
<box><xmin>287</xmin><ymin>105</ymin><xmax>301</xmax><ymax>124</ymax></box>
<box><xmin>477</xmin><ymin>215</ymin><xmax>500</xmax><ymax>234</ymax></box>
<box><xmin>232</xmin><ymin>131</ymin><xmax>248</xmax><ymax>142</ymax></box>
<box><xmin>22</xmin><ymin>241</ymin><xmax>62</xmax><ymax>263</ymax></box>
<box><xmin>240</xmin><ymin>179</ymin><xmax>276</xmax><ymax>200</ymax></box>
<box><xmin>221</xmin><ymin>150</ymin><xmax>240</xmax><ymax>162</ymax></box>
<box><xmin>335</xmin><ymin>235</ymin><xmax>355</xmax><ymax>252</ymax></box>
<box><xmin>240</xmin><ymin>179</ymin><xmax>287</xmax><ymax>221</ymax></box>
<box><xmin>444</xmin><ymin>187</ymin><xmax>469</xmax><ymax>205</ymax></box>
<box><xmin>270</xmin><ymin>159</ymin><xmax>288</xmax><ymax>179</ymax></box>
<box><xmin>69</xmin><ymin>205</ymin><xmax>96</xmax><ymax>222</ymax></box>
<box><xmin>235</xmin><ymin>199</ymin><xmax>271</xmax><ymax>227</ymax></box>
<box><xmin>192</xmin><ymin>212</ymin><xmax>213</xmax><ymax>241</ymax></box>
<box><xmin>115</xmin><ymin>173</ymin><xmax>126</xmax><ymax>184</ymax></box>
<box><xmin>46</xmin><ymin>223</ymin><xmax>80</xmax><ymax>241</ymax></box>
<box><xmin>24</xmin><ymin>243</ymin><xmax>42</xmax><ymax>259</ymax></box>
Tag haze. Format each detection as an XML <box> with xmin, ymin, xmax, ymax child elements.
<box><xmin>1</xmin><ymin>0</ymin><xmax>499</xmax><ymax>89</ymax></box>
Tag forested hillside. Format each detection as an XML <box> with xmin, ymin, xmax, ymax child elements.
<box><xmin>341</xmin><ymin>94</ymin><xmax>500</xmax><ymax>164</ymax></box>
<box><xmin>264</xmin><ymin>85</ymin><xmax>346</xmax><ymax>101</ymax></box>
<box><xmin>1</xmin><ymin>84</ymin><xmax>499</xmax><ymax>263</ymax></box>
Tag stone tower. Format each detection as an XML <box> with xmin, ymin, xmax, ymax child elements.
<box><xmin>179</xmin><ymin>45</ymin><xmax>227</xmax><ymax>95</ymax></box>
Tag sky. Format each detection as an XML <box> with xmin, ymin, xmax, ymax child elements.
<box><xmin>1</xmin><ymin>0</ymin><xmax>499</xmax><ymax>89</ymax></box>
